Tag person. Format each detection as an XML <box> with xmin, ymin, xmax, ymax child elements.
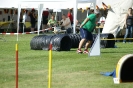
<box><xmin>42</xmin><ymin>9</ymin><xmax>49</xmax><ymax>30</ymax></box>
<box><xmin>48</xmin><ymin>15</ymin><xmax>56</xmax><ymax>26</ymax></box>
<box><xmin>29</xmin><ymin>9</ymin><xmax>36</xmax><ymax>33</ymax></box>
<box><xmin>77</xmin><ymin>12</ymin><xmax>99</xmax><ymax>54</ymax></box>
<box><xmin>47</xmin><ymin>15</ymin><xmax>57</xmax><ymax>30</ymax></box>
<box><xmin>19</xmin><ymin>12</ymin><xmax>23</xmax><ymax>32</ymax></box>
<box><xmin>99</xmin><ymin>15</ymin><xmax>106</xmax><ymax>26</ymax></box>
<box><xmin>123</xmin><ymin>8</ymin><xmax>133</xmax><ymax>43</ymax></box>
<box><xmin>96</xmin><ymin>14</ymin><xmax>106</xmax><ymax>33</ymax></box>
<box><xmin>61</xmin><ymin>14</ymin><xmax>72</xmax><ymax>33</ymax></box>
<box><xmin>67</xmin><ymin>9</ymin><xmax>73</xmax><ymax>25</ymax></box>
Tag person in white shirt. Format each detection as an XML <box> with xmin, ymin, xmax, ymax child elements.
<box><xmin>61</xmin><ymin>14</ymin><xmax>72</xmax><ymax>33</ymax></box>
<box><xmin>99</xmin><ymin>15</ymin><xmax>106</xmax><ymax>26</ymax></box>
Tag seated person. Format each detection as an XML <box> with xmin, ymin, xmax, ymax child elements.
<box><xmin>60</xmin><ymin>14</ymin><xmax>72</xmax><ymax>33</ymax></box>
<box><xmin>43</xmin><ymin>15</ymin><xmax>57</xmax><ymax>31</ymax></box>
<box><xmin>47</xmin><ymin>15</ymin><xmax>57</xmax><ymax>30</ymax></box>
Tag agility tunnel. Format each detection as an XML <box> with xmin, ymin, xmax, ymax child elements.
<box><xmin>30</xmin><ymin>33</ymin><xmax>115</xmax><ymax>51</ymax></box>
<box><xmin>68</xmin><ymin>34</ymin><xmax>81</xmax><ymax>48</ymax></box>
<box><xmin>30</xmin><ymin>35</ymin><xmax>47</xmax><ymax>50</ymax></box>
<box><xmin>114</xmin><ymin>54</ymin><xmax>133</xmax><ymax>84</ymax></box>
<box><xmin>30</xmin><ymin>34</ymin><xmax>71</xmax><ymax>51</ymax></box>
<box><xmin>100</xmin><ymin>33</ymin><xmax>115</xmax><ymax>48</ymax></box>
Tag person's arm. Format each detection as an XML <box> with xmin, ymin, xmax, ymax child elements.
<box><xmin>125</xmin><ymin>14</ymin><xmax>128</xmax><ymax>28</ymax></box>
<box><xmin>47</xmin><ymin>19</ymin><xmax>51</xmax><ymax>25</ymax></box>
<box><xmin>80</xmin><ymin>18</ymin><xmax>90</xmax><ymax>28</ymax></box>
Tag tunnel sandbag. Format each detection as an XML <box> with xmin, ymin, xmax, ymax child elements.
<box><xmin>50</xmin><ymin>34</ymin><xmax>71</xmax><ymax>51</ymax></box>
<box><xmin>100</xmin><ymin>33</ymin><xmax>115</xmax><ymax>48</ymax></box>
<box><xmin>30</xmin><ymin>35</ymin><xmax>46</xmax><ymax>50</ymax></box>
<box><xmin>115</xmin><ymin>54</ymin><xmax>133</xmax><ymax>83</ymax></box>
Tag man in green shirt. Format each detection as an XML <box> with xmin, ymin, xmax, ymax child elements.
<box><xmin>77</xmin><ymin>12</ymin><xmax>99</xmax><ymax>54</ymax></box>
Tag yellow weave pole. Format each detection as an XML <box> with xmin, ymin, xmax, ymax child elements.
<box><xmin>48</xmin><ymin>44</ymin><xmax>52</xmax><ymax>88</ymax></box>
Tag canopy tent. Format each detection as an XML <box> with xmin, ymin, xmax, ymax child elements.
<box><xmin>16</xmin><ymin>0</ymin><xmax>96</xmax><ymax>35</ymax></box>
<box><xmin>0</xmin><ymin>0</ymin><xmax>95</xmax><ymax>9</ymax></box>
<box><xmin>1</xmin><ymin>0</ymin><xmax>132</xmax><ymax>38</ymax></box>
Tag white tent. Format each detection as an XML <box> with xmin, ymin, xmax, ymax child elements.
<box><xmin>0</xmin><ymin>0</ymin><xmax>95</xmax><ymax>9</ymax></box>
<box><xmin>101</xmin><ymin>0</ymin><xmax>133</xmax><ymax>37</ymax></box>
<box><xmin>17</xmin><ymin>0</ymin><xmax>96</xmax><ymax>35</ymax></box>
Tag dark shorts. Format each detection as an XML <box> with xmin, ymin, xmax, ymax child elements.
<box><xmin>80</xmin><ymin>28</ymin><xmax>93</xmax><ymax>41</ymax></box>
<box><xmin>31</xmin><ymin>23</ymin><xmax>36</xmax><ymax>28</ymax></box>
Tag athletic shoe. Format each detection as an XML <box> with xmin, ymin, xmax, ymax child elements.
<box><xmin>83</xmin><ymin>49</ymin><xmax>89</xmax><ymax>54</ymax></box>
<box><xmin>77</xmin><ymin>49</ymin><xmax>82</xmax><ymax>54</ymax></box>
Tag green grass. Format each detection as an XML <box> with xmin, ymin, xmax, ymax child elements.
<box><xmin>0</xmin><ymin>34</ymin><xmax>133</xmax><ymax>88</ymax></box>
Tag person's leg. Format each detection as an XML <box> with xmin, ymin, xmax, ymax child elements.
<box><xmin>78</xmin><ymin>39</ymin><xmax>86</xmax><ymax>50</ymax></box>
<box><xmin>123</xmin><ymin>26</ymin><xmax>129</xmax><ymax>43</ymax></box>
<box><xmin>43</xmin><ymin>24</ymin><xmax>47</xmax><ymax>29</ymax></box>
<box><xmin>77</xmin><ymin>28</ymin><xmax>88</xmax><ymax>53</ymax></box>
<box><xmin>31</xmin><ymin>23</ymin><xmax>34</xmax><ymax>32</ymax></box>
<box><xmin>31</xmin><ymin>28</ymin><xmax>34</xmax><ymax>31</ymax></box>
<box><xmin>83</xmin><ymin>31</ymin><xmax>93</xmax><ymax>53</ymax></box>
<box><xmin>129</xmin><ymin>26</ymin><xmax>133</xmax><ymax>42</ymax></box>
<box><xmin>77</xmin><ymin>28</ymin><xmax>87</xmax><ymax>53</ymax></box>
<box><xmin>84</xmin><ymin>40</ymin><xmax>92</xmax><ymax>50</ymax></box>
<box><xmin>42</xmin><ymin>18</ymin><xmax>48</xmax><ymax>33</ymax></box>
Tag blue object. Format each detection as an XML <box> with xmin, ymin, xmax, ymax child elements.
<box><xmin>101</xmin><ymin>70</ymin><xmax>116</xmax><ymax>78</ymax></box>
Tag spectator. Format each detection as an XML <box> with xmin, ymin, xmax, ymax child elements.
<box><xmin>19</xmin><ymin>12</ymin><xmax>23</xmax><ymax>32</ymax></box>
<box><xmin>42</xmin><ymin>9</ymin><xmax>49</xmax><ymax>30</ymax></box>
<box><xmin>67</xmin><ymin>9</ymin><xmax>73</xmax><ymax>25</ymax></box>
<box><xmin>77</xmin><ymin>12</ymin><xmax>99</xmax><ymax>54</ymax></box>
<box><xmin>48</xmin><ymin>15</ymin><xmax>56</xmax><ymax>26</ymax></box>
<box><xmin>61</xmin><ymin>14</ymin><xmax>72</xmax><ymax>33</ymax></box>
<box><xmin>47</xmin><ymin>15</ymin><xmax>57</xmax><ymax>30</ymax></box>
<box><xmin>99</xmin><ymin>14</ymin><xmax>106</xmax><ymax>26</ymax></box>
<box><xmin>29</xmin><ymin>9</ymin><xmax>36</xmax><ymax>33</ymax></box>
<box><xmin>123</xmin><ymin>8</ymin><xmax>133</xmax><ymax>43</ymax></box>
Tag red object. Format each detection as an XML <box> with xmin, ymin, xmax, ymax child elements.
<box><xmin>67</xmin><ymin>12</ymin><xmax>73</xmax><ymax>22</ymax></box>
<box><xmin>101</xmin><ymin>21</ymin><xmax>105</xmax><ymax>23</ymax></box>
<box><xmin>49</xmin><ymin>44</ymin><xmax>52</xmax><ymax>50</ymax></box>
<box><xmin>43</xmin><ymin>11</ymin><xmax>49</xmax><ymax>16</ymax></box>
<box><xmin>16</xmin><ymin>48</ymin><xmax>18</xmax><ymax>88</ymax></box>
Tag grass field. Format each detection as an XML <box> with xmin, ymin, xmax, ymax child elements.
<box><xmin>0</xmin><ymin>34</ymin><xmax>133</xmax><ymax>88</ymax></box>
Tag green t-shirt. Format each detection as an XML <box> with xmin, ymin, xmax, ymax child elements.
<box><xmin>82</xmin><ymin>14</ymin><xmax>96</xmax><ymax>32</ymax></box>
<box><xmin>48</xmin><ymin>19</ymin><xmax>57</xmax><ymax>25</ymax></box>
